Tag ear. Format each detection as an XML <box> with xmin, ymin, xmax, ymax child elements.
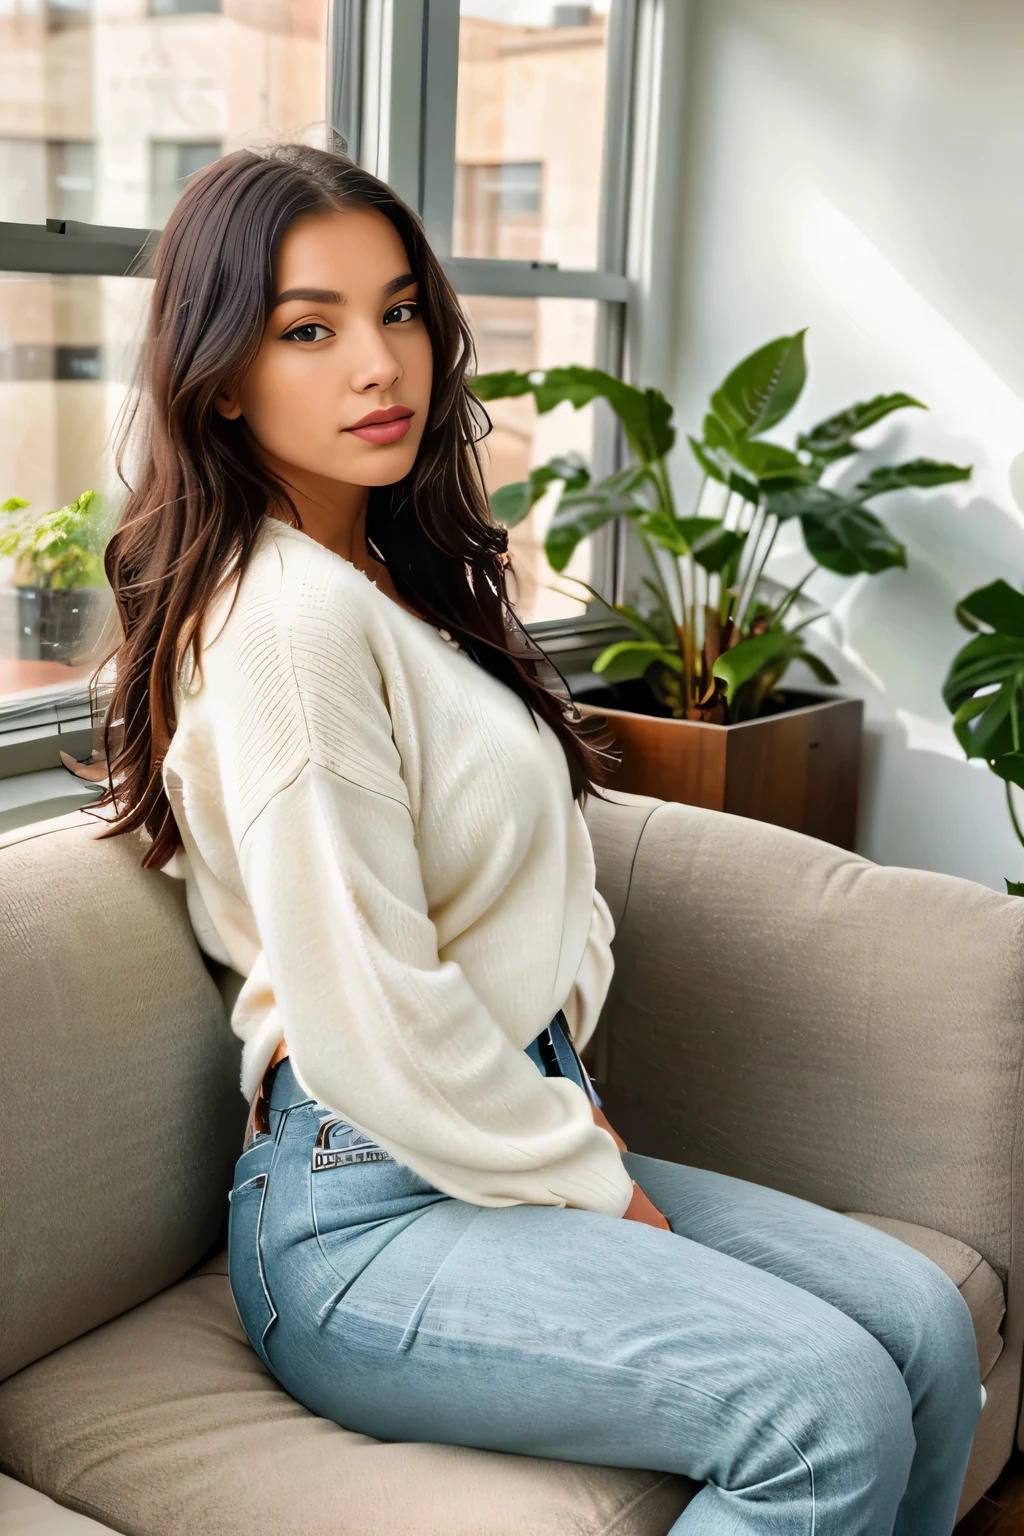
<box><xmin>213</xmin><ymin>388</ymin><xmax>243</xmax><ymax>421</ymax></box>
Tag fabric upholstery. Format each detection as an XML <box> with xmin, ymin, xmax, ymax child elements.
<box><xmin>583</xmin><ymin>793</ymin><xmax>1024</xmax><ymax>1482</ymax></box>
<box><xmin>2</xmin><ymin>793</ymin><xmax>1022</xmax><ymax>1528</ymax></box>
<box><xmin>0</xmin><ymin>812</ymin><xmax>246</xmax><ymax>1382</ymax></box>
<box><xmin>0</xmin><ymin>1213</ymin><xmax>1003</xmax><ymax>1536</ymax></box>
<box><xmin>0</xmin><ymin>1252</ymin><xmax>697</xmax><ymax>1536</ymax></box>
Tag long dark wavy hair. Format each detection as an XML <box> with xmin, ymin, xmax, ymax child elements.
<box><xmin>84</xmin><ymin>143</ymin><xmax>620</xmax><ymax>870</ymax></box>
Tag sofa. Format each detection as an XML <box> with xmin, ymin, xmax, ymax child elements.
<box><xmin>1</xmin><ymin>789</ymin><xmax>1022</xmax><ymax>1534</ymax></box>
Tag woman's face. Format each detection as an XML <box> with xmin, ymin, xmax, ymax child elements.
<box><xmin>215</xmin><ymin>205</ymin><xmax>434</xmax><ymax>489</ymax></box>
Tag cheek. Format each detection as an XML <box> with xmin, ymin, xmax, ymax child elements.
<box><xmin>400</xmin><ymin>327</ymin><xmax>434</xmax><ymax>402</ymax></box>
<box><xmin>240</xmin><ymin>353</ymin><xmax>328</xmax><ymax>436</ymax></box>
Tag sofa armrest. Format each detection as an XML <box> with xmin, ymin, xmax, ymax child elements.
<box><xmin>584</xmin><ymin>795</ymin><xmax>1024</xmax><ymax>1290</ymax></box>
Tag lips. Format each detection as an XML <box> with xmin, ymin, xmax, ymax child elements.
<box><xmin>345</xmin><ymin>405</ymin><xmax>414</xmax><ymax>445</ymax></box>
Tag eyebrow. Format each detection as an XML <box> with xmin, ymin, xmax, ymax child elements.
<box><xmin>272</xmin><ymin>272</ymin><xmax>417</xmax><ymax>309</ymax></box>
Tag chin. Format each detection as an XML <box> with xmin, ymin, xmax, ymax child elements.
<box><xmin>340</xmin><ymin>446</ymin><xmax>423</xmax><ymax>487</ymax></box>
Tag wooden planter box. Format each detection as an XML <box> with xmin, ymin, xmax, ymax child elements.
<box><xmin>576</xmin><ymin>682</ymin><xmax>864</xmax><ymax>851</ymax></box>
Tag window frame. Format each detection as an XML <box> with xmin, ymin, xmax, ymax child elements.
<box><xmin>376</xmin><ymin>0</ymin><xmax>640</xmax><ymax>640</ymax></box>
<box><xmin>0</xmin><ymin>0</ymin><xmax>664</xmax><ymax>771</ymax></box>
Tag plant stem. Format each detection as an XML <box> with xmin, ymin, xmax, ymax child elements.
<box><xmin>736</xmin><ymin>516</ymin><xmax>779</xmax><ymax>633</ymax></box>
<box><xmin>769</xmin><ymin>565</ymin><xmax>818</xmax><ymax>627</ymax></box>
<box><xmin>1006</xmin><ymin>779</ymin><xmax>1024</xmax><ymax>851</ymax></box>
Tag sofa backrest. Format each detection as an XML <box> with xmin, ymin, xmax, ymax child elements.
<box><xmin>0</xmin><ymin>812</ymin><xmax>244</xmax><ymax>1383</ymax></box>
<box><xmin>587</xmin><ymin>795</ymin><xmax>1024</xmax><ymax>1287</ymax></box>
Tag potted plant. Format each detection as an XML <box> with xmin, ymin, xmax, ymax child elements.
<box><xmin>473</xmin><ymin>332</ymin><xmax>971</xmax><ymax>848</ymax></box>
<box><xmin>0</xmin><ymin>490</ymin><xmax>115</xmax><ymax>666</ymax></box>
<box><xmin>943</xmin><ymin>578</ymin><xmax>1024</xmax><ymax>894</ymax></box>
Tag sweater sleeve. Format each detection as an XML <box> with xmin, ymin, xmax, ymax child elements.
<box><xmin>559</xmin><ymin>885</ymin><xmax>616</xmax><ymax>1054</ymax></box>
<box><xmin>238</xmin><ymin>764</ymin><xmax>633</xmax><ymax>1215</ymax></box>
<box><xmin>214</xmin><ymin>580</ymin><xmax>634</xmax><ymax>1217</ymax></box>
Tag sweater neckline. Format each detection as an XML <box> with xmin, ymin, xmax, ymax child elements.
<box><xmin>261</xmin><ymin>515</ymin><xmax>466</xmax><ymax>656</ymax></box>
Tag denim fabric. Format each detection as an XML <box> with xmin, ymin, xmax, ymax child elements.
<box><xmin>228</xmin><ymin>1016</ymin><xmax>981</xmax><ymax>1535</ymax></box>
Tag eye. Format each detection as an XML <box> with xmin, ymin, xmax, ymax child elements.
<box><xmin>383</xmin><ymin>302</ymin><xmax>418</xmax><ymax>326</ymax></box>
<box><xmin>283</xmin><ymin>322</ymin><xmax>333</xmax><ymax>344</ymax></box>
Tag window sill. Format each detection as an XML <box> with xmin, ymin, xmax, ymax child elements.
<box><xmin>0</xmin><ymin>766</ymin><xmax>104</xmax><ymax>837</ymax></box>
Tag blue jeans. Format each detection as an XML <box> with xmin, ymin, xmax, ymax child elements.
<box><xmin>228</xmin><ymin>1016</ymin><xmax>982</xmax><ymax>1535</ymax></box>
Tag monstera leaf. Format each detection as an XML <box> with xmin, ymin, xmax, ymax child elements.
<box><xmin>944</xmin><ymin>580</ymin><xmax>1024</xmax><ymax>790</ymax></box>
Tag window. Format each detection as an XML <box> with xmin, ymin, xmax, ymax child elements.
<box><xmin>454</xmin><ymin>6</ymin><xmax>612</xmax><ymax>270</ymax></box>
<box><xmin>0</xmin><ymin>0</ymin><xmax>330</xmax><ymax>713</ymax></box>
<box><xmin>359</xmin><ymin>0</ymin><xmax>637</xmax><ymax>631</ymax></box>
<box><xmin>150</xmin><ymin>143</ymin><xmax>223</xmax><ymax>228</ymax></box>
<box><xmin>0</xmin><ymin>0</ymin><xmax>656</xmax><ymax>754</ymax></box>
<box><xmin>48</xmin><ymin>143</ymin><xmax>96</xmax><ymax>225</ymax></box>
<box><xmin>455</xmin><ymin>163</ymin><xmax>544</xmax><ymax>260</ymax></box>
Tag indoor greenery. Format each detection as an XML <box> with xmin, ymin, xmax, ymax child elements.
<box><xmin>473</xmin><ymin>332</ymin><xmax>972</xmax><ymax>722</ymax></box>
<box><xmin>943</xmin><ymin>579</ymin><xmax>1024</xmax><ymax>894</ymax></box>
<box><xmin>0</xmin><ymin>490</ymin><xmax>111</xmax><ymax>590</ymax></box>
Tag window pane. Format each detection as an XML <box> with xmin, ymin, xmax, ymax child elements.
<box><xmin>454</xmin><ymin>2</ymin><xmax>612</xmax><ymax>268</ymax></box>
<box><xmin>0</xmin><ymin>0</ymin><xmax>329</xmax><ymax>230</ymax></box>
<box><xmin>0</xmin><ymin>272</ymin><xmax>148</xmax><ymax>699</ymax></box>
<box><xmin>464</xmin><ymin>292</ymin><xmax>597</xmax><ymax>625</ymax></box>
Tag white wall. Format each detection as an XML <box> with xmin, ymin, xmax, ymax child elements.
<box><xmin>657</xmin><ymin>0</ymin><xmax>1024</xmax><ymax>891</ymax></box>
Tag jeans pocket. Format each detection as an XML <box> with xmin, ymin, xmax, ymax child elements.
<box><xmin>228</xmin><ymin>1173</ymin><xmax>277</xmax><ymax>1369</ymax></box>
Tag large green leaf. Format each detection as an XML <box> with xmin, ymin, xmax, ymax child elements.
<box><xmin>689</xmin><ymin>526</ymin><xmax>745</xmax><ymax>576</ymax></box>
<box><xmin>712</xmin><ymin>627</ymin><xmax>809</xmax><ymax>704</ymax></box>
<box><xmin>489</xmin><ymin>453</ymin><xmax>590</xmax><ymax>529</ymax></box>
<box><xmin>986</xmin><ymin>752</ymin><xmax>1024</xmax><ymax>791</ymax></box>
<box><xmin>544</xmin><ymin>464</ymin><xmax>654</xmax><ymax>572</ymax></box>
<box><xmin>688</xmin><ymin>435</ymin><xmax>760</xmax><ymax>504</ymax></box>
<box><xmin>708</xmin><ymin>331</ymin><xmax>807</xmax><ymax>441</ymax></box>
<box><xmin>797</xmin><ymin>393</ymin><xmax>925</xmax><ymax>461</ymax></box>
<box><xmin>955</xmin><ymin>579</ymin><xmax>1024</xmax><ymax>638</ymax></box>
<box><xmin>763</xmin><ymin>483</ymin><xmax>842</xmax><ymax>522</ymax></box>
<box><xmin>472</xmin><ymin>366</ymin><xmax>675</xmax><ymax>464</ymax></box>
<box><xmin>799</xmin><ymin>493</ymin><xmax>906</xmax><ymax>576</ymax></box>
<box><xmin>856</xmin><ymin>459</ymin><xmax>972</xmax><ymax>495</ymax></box>
<box><xmin>593</xmin><ymin>640</ymin><xmax>682</xmax><ymax>683</ymax></box>
<box><xmin>950</xmin><ymin>684</ymin><xmax>1017</xmax><ymax>761</ymax></box>
<box><xmin>723</xmin><ymin>438</ymin><xmax>814</xmax><ymax>488</ymax></box>
<box><xmin>942</xmin><ymin>632</ymin><xmax>1024</xmax><ymax>713</ymax></box>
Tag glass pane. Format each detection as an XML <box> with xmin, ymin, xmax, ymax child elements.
<box><xmin>455</xmin><ymin>1</ymin><xmax>612</xmax><ymax>269</ymax></box>
<box><xmin>464</xmin><ymin>293</ymin><xmax>597</xmax><ymax>625</ymax></box>
<box><xmin>0</xmin><ymin>0</ymin><xmax>329</xmax><ymax>230</ymax></box>
<box><xmin>0</xmin><ymin>272</ymin><xmax>149</xmax><ymax>698</ymax></box>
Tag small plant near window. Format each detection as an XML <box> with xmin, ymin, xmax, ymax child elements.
<box><xmin>0</xmin><ymin>490</ymin><xmax>111</xmax><ymax>590</ymax></box>
<box><xmin>473</xmin><ymin>332</ymin><xmax>972</xmax><ymax>723</ymax></box>
<box><xmin>943</xmin><ymin>580</ymin><xmax>1024</xmax><ymax>895</ymax></box>
<box><xmin>1</xmin><ymin>491</ymin><xmax>114</xmax><ymax>667</ymax></box>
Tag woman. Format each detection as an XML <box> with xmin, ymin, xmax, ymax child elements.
<box><xmin>88</xmin><ymin>143</ymin><xmax>981</xmax><ymax>1534</ymax></box>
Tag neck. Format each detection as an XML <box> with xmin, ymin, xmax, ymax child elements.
<box><xmin>263</xmin><ymin>455</ymin><xmax>372</xmax><ymax>564</ymax></box>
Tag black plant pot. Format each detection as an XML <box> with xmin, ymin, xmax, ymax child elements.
<box><xmin>16</xmin><ymin>586</ymin><xmax>113</xmax><ymax>664</ymax></box>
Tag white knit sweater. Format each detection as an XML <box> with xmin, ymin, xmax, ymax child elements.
<box><xmin>160</xmin><ymin>514</ymin><xmax>634</xmax><ymax>1217</ymax></box>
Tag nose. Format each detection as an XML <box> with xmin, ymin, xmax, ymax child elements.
<box><xmin>348</xmin><ymin>316</ymin><xmax>403</xmax><ymax>395</ymax></box>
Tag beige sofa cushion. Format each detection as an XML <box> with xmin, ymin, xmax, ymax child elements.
<box><xmin>0</xmin><ymin>1213</ymin><xmax>1003</xmax><ymax>1536</ymax></box>
<box><xmin>0</xmin><ymin>1253</ymin><xmax>697</xmax><ymax>1536</ymax></box>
